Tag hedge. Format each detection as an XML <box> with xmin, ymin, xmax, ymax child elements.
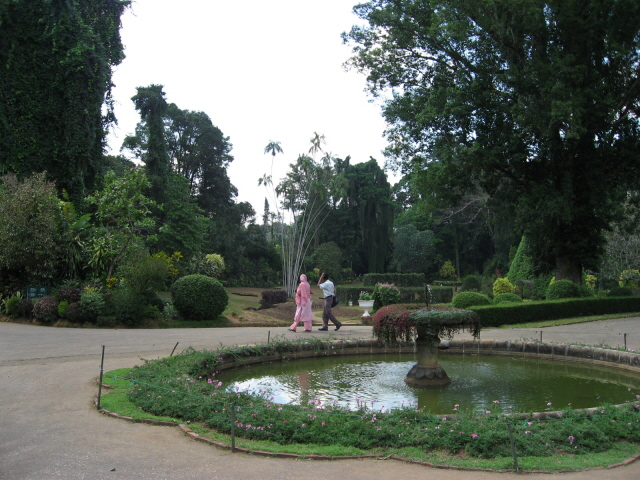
<box><xmin>363</xmin><ymin>273</ymin><xmax>426</xmax><ymax>287</ymax></box>
<box><xmin>337</xmin><ymin>285</ymin><xmax>453</xmax><ymax>305</ymax></box>
<box><xmin>469</xmin><ymin>296</ymin><xmax>640</xmax><ymax>328</ymax></box>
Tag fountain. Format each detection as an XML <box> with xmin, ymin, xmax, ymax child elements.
<box><xmin>373</xmin><ymin>285</ymin><xmax>480</xmax><ymax>386</ymax></box>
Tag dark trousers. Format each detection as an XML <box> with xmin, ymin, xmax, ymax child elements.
<box><xmin>322</xmin><ymin>296</ymin><xmax>341</xmax><ymax>327</ymax></box>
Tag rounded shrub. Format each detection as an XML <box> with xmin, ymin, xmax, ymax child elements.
<box><xmin>4</xmin><ymin>296</ymin><xmax>22</xmax><ymax>316</ymax></box>
<box><xmin>546</xmin><ymin>279</ymin><xmax>580</xmax><ymax>300</ymax></box>
<box><xmin>33</xmin><ymin>296</ymin><xmax>59</xmax><ymax>323</ymax></box>
<box><xmin>58</xmin><ymin>300</ymin><xmax>69</xmax><ymax>318</ymax></box>
<box><xmin>112</xmin><ymin>289</ymin><xmax>147</xmax><ymax>326</ymax></box>
<box><xmin>493</xmin><ymin>277</ymin><xmax>515</xmax><ymax>296</ymax></box>
<box><xmin>171</xmin><ymin>274</ymin><xmax>228</xmax><ymax>321</ymax></box>
<box><xmin>460</xmin><ymin>275</ymin><xmax>481</xmax><ymax>292</ymax></box>
<box><xmin>65</xmin><ymin>302</ymin><xmax>82</xmax><ymax>322</ymax></box>
<box><xmin>607</xmin><ymin>286</ymin><xmax>633</xmax><ymax>297</ymax></box>
<box><xmin>493</xmin><ymin>293</ymin><xmax>523</xmax><ymax>304</ymax></box>
<box><xmin>452</xmin><ymin>291</ymin><xmax>492</xmax><ymax>309</ymax></box>
<box><xmin>79</xmin><ymin>290</ymin><xmax>105</xmax><ymax>323</ymax></box>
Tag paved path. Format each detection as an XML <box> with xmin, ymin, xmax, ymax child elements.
<box><xmin>1</xmin><ymin>319</ymin><xmax>639</xmax><ymax>480</ymax></box>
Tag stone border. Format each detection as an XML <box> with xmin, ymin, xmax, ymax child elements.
<box><xmin>96</xmin><ymin>338</ymin><xmax>640</xmax><ymax>472</ymax></box>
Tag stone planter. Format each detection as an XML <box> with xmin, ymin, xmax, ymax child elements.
<box><xmin>358</xmin><ymin>299</ymin><xmax>374</xmax><ymax>318</ymax></box>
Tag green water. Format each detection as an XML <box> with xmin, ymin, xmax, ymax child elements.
<box><xmin>221</xmin><ymin>353</ymin><xmax>640</xmax><ymax>414</ymax></box>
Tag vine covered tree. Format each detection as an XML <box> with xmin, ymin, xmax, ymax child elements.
<box><xmin>0</xmin><ymin>0</ymin><xmax>130</xmax><ymax>203</ymax></box>
<box><xmin>345</xmin><ymin>0</ymin><xmax>640</xmax><ymax>284</ymax></box>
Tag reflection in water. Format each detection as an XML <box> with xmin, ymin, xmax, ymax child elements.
<box><xmin>222</xmin><ymin>354</ymin><xmax>640</xmax><ymax>414</ymax></box>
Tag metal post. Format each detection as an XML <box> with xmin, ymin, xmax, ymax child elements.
<box><xmin>624</xmin><ymin>333</ymin><xmax>627</xmax><ymax>350</ymax></box>
<box><xmin>507</xmin><ymin>423</ymin><xmax>520</xmax><ymax>473</ymax></box>
<box><xmin>230</xmin><ymin>403</ymin><xmax>236</xmax><ymax>452</ymax></box>
<box><xmin>268</xmin><ymin>330</ymin><xmax>270</xmax><ymax>344</ymax></box>
<box><xmin>170</xmin><ymin>342</ymin><xmax>179</xmax><ymax>356</ymax></box>
<box><xmin>97</xmin><ymin>345</ymin><xmax>105</xmax><ymax>410</ymax></box>
<box><xmin>540</xmin><ymin>331</ymin><xmax>542</xmax><ymax>343</ymax></box>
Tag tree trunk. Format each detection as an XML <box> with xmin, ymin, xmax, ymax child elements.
<box><xmin>555</xmin><ymin>256</ymin><xmax>583</xmax><ymax>285</ymax></box>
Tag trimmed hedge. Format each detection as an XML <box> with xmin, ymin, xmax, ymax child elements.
<box><xmin>452</xmin><ymin>291</ymin><xmax>492</xmax><ymax>308</ymax></box>
<box><xmin>469</xmin><ymin>296</ymin><xmax>640</xmax><ymax>327</ymax></box>
<box><xmin>171</xmin><ymin>274</ymin><xmax>228</xmax><ymax>321</ymax></box>
<box><xmin>261</xmin><ymin>290</ymin><xmax>288</xmax><ymax>305</ymax></box>
<box><xmin>363</xmin><ymin>273</ymin><xmax>425</xmax><ymax>287</ymax></box>
<box><xmin>337</xmin><ymin>285</ymin><xmax>453</xmax><ymax>305</ymax></box>
<box><xmin>493</xmin><ymin>293</ymin><xmax>523</xmax><ymax>304</ymax></box>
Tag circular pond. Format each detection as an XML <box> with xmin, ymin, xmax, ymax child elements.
<box><xmin>222</xmin><ymin>353</ymin><xmax>640</xmax><ymax>414</ymax></box>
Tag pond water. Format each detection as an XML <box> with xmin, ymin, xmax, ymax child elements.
<box><xmin>221</xmin><ymin>353</ymin><xmax>640</xmax><ymax>414</ymax></box>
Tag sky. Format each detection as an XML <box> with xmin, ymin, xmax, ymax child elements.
<box><xmin>106</xmin><ymin>0</ymin><xmax>396</xmax><ymax>217</ymax></box>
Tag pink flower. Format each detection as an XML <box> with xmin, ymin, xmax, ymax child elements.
<box><xmin>470</xmin><ymin>434</ymin><xmax>478</xmax><ymax>439</ymax></box>
<box><xmin>321</xmin><ymin>422</ymin><xmax>326</xmax><ymax>426</ymax></box>
<box><xmin>547</xmin><ymin>402</ymin><xmax>552</xmax><ymax>406</ymax></box>
<box><xmin>525</xmin><ymin>430</ymin><xmax>531</xmax><ymax>434</ymax></box>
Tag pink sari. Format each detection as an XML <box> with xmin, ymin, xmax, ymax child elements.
<box><xmin>289</xmin><ymin>274</ymin><xmax>312</xmax><ymax>331</ymax></box>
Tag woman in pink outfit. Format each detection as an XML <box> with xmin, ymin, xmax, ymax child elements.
<box><xmin>288</xmin><ymin>274</ymin><xmax>313</xmax><ymax>332</ymax></box>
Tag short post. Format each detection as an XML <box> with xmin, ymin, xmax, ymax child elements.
<box><xmin>540</xmin><ymin>331</ymin><xmax>542</xmax><ymax>343</ymax></box>
<box><xmin>97</xmin><ymin>345</ymin><xmax>105</xmax><ymax>410</ymax></box>
<box><xmin>624</xmin><ymin>333</ymin><xmax>628</xmax><ymax>350</ymax></box>
<box><xmin>230</xmin><ymin>403</ymin><xmax>236</xmax><ymax>452</ymax></box>
<box><xmin>268</xmin><ymin>330</ymin><xmax>270</xmax><ymax>344</ymax></box>
<box><xmin>170</xmin><ymin>342</ymin><xmax>179</xmax><ymax>356</ymax></box>
<box><xmin>507</xmin><ymin>423</ymin><xmax>520</xmax><ymax>473</ymax></box>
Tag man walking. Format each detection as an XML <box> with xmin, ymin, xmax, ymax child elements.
<box><xmin>317</xmin><ymin>272</ymin><xmax>342</xmax><ymax>331</ymax></box>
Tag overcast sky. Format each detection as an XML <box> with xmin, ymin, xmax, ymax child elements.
<box><xmin>106</xmin><ymin>0</ymin><xmax>395</xmax><ymax>217</ymax></box>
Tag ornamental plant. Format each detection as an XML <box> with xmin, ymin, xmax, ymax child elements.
<box><xmin>359</xmin><ymin>291</ymin><xmax>373</xmax><ymax>301</ymax></box>
<box><xmin>372</xmin><ymin>283</ymin><xmax>400</xmax><ymax>312</ymax></box>
<box><xmin>171</xmin><ymin>274</ymin><xmax>228</xmax><ymax>321</ymax></box>
<box><xmin>452</xmin><ymin>291</ymin><xmax>492</xmax><ymax>309</ymax></box>
<box><xmin>492</xmin><ymin>277</ymin><xmax>515</xmax><ymax>296</ymax></box>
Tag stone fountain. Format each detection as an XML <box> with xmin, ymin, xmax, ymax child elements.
<box><xmin>373</xmin><ymin>285</ymin><xmax>480</xmax><ymax>387</ymax></box>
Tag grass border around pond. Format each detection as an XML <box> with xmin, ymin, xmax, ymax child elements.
<box><xmin>97</xmin><ymin>337</ymin><xmax>640</xmax><ymax>472</ymax></box>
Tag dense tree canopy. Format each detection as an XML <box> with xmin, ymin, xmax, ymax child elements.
<box><xmin>0</xmin><ymin>0</ymin><xmax>130</xmax><ymax>203</ymax></box>
<box><xmin>345</xmin><ymin>0</ymin><xmax>640</xmax><ymax>283</ymax></box>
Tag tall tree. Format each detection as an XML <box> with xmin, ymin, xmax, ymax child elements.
<box><xmin>345</xmin><ymin>0</ymin><xmax>640</xmax><ymax>284</ymax></box>
<box><xmin>0</xmin><ymin>0</ymin><xmax>130</xmax><ymax>204</ymax></box>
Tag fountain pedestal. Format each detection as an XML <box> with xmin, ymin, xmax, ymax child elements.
<box><xmin>404</xmin><ymin>329</ymin><xmax>451</xmax><ymax>386</ymax></box>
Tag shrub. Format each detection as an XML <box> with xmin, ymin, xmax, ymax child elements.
<box><xmin>493</xmin><ymin>293</ymin><xmax>523</xmax><ymax>304</ymax></box>
<box><xmin>111</xmin><ymin>289</ymin><xmax>147</xmax><ymax>326</ymax></box>
<box><xmin>171</xmin><ymin>274</ymin><xmax>228</xmax><ymax>321</ymax></box>
<box><xmin>452</xmin><ymin>291</ymin><xmax>492</xmax><ymax>309</ymax></box>
<box><xmin>117</xmin><ymin>251</ymin><xmax>172</xmax><ymax>294</ymax></box>
<box><xmin>19</xmin><ymin>298</ymin><xmax>33</xmax><ymax>318</ymax></box>
<box><xmin>57</xmin><ymin>287</ymin><xmax>81</xmax><ymax>303</ymax></box>
<box><xmin>493</xmin><ymin>277</ymin><xmax>515</xmax><ymax>296</ymax></box>
<box><xmin>460</xmin><ymin>275</ymin><xmax>481</xmax><ymax>292</ymax></box>
<box><xmin>372</xmin><ymin>283</ymin><xmax>401</xmax><ymax>312</ymax></box>
<box><xmin>260</xmin><ymin>290</ymin><xmax>288</xmax><ymax>305</ymax></box>
<box><xmin>4</xmin><ymin>296</ymin><xmax>22</xmax><ymax>317</ymax></box>
<box><xmin>32</xmin><ymin>296</ymin><xmax>59</xmax><ymax>323</ymax></box>
<box><xmin>608</xmin><ymin>286</ymin><xmax>633</xmax><ymax>297</ymax></box>
<box><xmin>58</xmin><ymin>300</ymin><xmax>69</xmax><ymax>318</ymax></box>
<box><xmin>65</xmin><ymin>302</ymin><xmax>82</xmax><ymax>322</ymax></box>
<box><xmin>79</xmin><ymin>290</ymin><xmax>105</xmax><ymax>323</ymax></box>
<box><xmin>546</xmin><ymin>279</ymin><xmax>580</xmax><ymax>300</ymax></box>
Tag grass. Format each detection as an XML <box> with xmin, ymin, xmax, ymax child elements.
<box><xmin>498</xmin><ymin>311</ymin><xmax>640</xmax><ymax>329</ymax></box>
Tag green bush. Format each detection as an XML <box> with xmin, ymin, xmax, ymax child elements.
<box><xmin>111</xmin><ymin>289</ymin><xmax>147</xmax><ymax>326</ymax></box>
<box><xmin>337</xmin><ymin>285</ymin><xmax>453</xmax><ymax>305</ymax></box>
<box><xmin>79</xmin><ymin>290</ymin><xmax>105</xmax><ymax>323</ymax></box>
<box><xmin>4</xmin><ymin>296</ymin><xmax>22</xmax><ymax>316</ymax></box>
<box><xmin>608</xmin><ymin>286</ymin><xmax>633</xmax><ymax>297</ymax></box>
<box><xmin>32</xmin><ymin>296</ymin><xmax>59</xmax><ymax>323</ymax></box>
<box><xmin>493</xmin><ymin>277</ymin><xmax>515</xmax><ymax>296</ymax></box>
<box><xmin>363</xmin><ymin>273</ymin><xmax>426</xmax><ymax>287</ymax></box>
<box><xmin>171</xmin><ymin>274</ymin><xmax>228</xmax><ymax>321</ymax></box>
<box><xmin>460</xmin><ymin>275</ymin><xmax>481</xmax><ymax>292</ymax></box>
<box><xmin>372</xmin><ymin>283</ymin><xmax>401</xmax><ymax>312</ymax></box>
<box><xmin>58</xmin><ymin>300</ymin><xmax>69</xmax><ymax>318</ymax></box>
<box><xmin>65</xmin><ymin>302</ymin><xmax>82</xmax><ymax>322</ymax></box>
<box><xmin>493</xmin><ymin>292</ymin><xmax>523</xmax><ymax>304</ymax></box>
<box><xmin>452</xmin><ymin>291</ymin><xmax>492</xmax><ymax>308</ymax></box>
<box><xmin>546</xmin><ymin>279</ymin><xmax>580</xmax><ymax>300</ymax></box>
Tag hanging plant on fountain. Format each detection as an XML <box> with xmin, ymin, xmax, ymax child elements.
<box><xmin>373</xmin><ymin>304</ymin><xmax>481</xmax><ymax>387</ymax></box>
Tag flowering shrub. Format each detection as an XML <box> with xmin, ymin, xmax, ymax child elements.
<box><xmin>372</xmin><ymin>283</ymin><xmax>400</xmax><ymax>312</ymax></box>
<box><xmin>33</xmin><ymin>296</ymin><xmax>59</xmax><ymax>323</ymax></box>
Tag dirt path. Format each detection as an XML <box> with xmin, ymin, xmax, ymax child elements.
<box><xmin>1</xmin><ymin>320</ymin><xmax>639</xmax><ymax>479</ymax></box>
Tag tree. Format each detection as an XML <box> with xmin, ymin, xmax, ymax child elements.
<box><xmin>391</xmin><ymin>224</ymin><xmax>436</xmax><ymax>275</ymax></box>
<box><xmin>345</xmin><ymin>0</ymin><xmax>640</xmax><ymax>284</ymax></box>
<box><xmin>86</xmin><ymin>168</ymin><xmax>157</xmax><ymax>279</ymax></box>
<box><xmin>0</xmin><ymin>0</ymin><xmax>130</xmax><ymax>204</ymax></box>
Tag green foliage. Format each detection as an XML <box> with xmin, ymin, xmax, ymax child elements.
<box><xmin>546</xmin><ymin>280</ymin><xmax>580</xmax><ymax>300</ymax></box>
<box><xmin>372</xmin><ymin>283</ymin><xmax>400</xmax><ymax>312</ymax></box>
<box><xmin>391</xmin><ymin>224</ymin><xmax>436</xmax><ymax>274</ymax></box>
<box><xmin>493</xmin><ymin>293</ymin><xmax>522</xmax><ymax>305</ymax></box>
<box><xmin>460</xmin><ymin>275</ymin><xmax>482</xmax><ymax>292</ymax></box>
<box><xmin>363</xmin><ymin>273</ymin><xmax>425</xmax><ymax>287</ymax></box>
<box><xmin>196</xmin><ymin>253</ymin><xmax>226</xmax><ymax>279</ymax></box>
<box><xmin>506</xmin><ymin>236</ymin><xmax>534</xmax><ymax>284</ymax></box>
<box><xmin>58</xmin><ymin>300</ymin><xmax>69</xmax><ymax>318</ymax></box>
<box><xmin>171</xmin><ymin>274</ymin><xmax>228</xmax><ymax>321</ymax></box>
<box><xmin>470</xmin><ymin>296</ymin><xmax>640</xmax><ymax>327</ymax></box>
<box><xmin>111</xmin><ymin>289</ymin><xmax>147</xmax><ymax>327</ymax></box>
<box><xmin>0</xmin><ymin>0</ymin><xmax>130</xmax><ymax>203</ymax></box>
<box><xmin>452</xmin><ymin>291</ymin><xmax>492</xmax><ymax>309</ymax></box>
<box><xmin>65</xmin><ymin>302</ymin><xmax>82</xmax><ymax>323</ymax></box>
<box><xmin>338</xmin><ymin>285</ymin><xmax>453</xmax><ymax>305</ymax></box>
<box><xmin>0</xmin><ymin>173</ymin><xmax>65</xmax><ymax>283</ymax></box>
<box><xmin>32</xmin><ymin>296</ymin><xmax>59</xmax><ymax>323</ymax></box>
<box><xmin>313</xmin><ymin>242</ymin><xmax>343</xmax><ymax>282</ymax></box>
<box><xmin>439</xmin><ymin>260</ymin><xmax>457</xmax><ymax>279</ymax></box>
<box><xmin>79</xmin><ymin>290</ymin><xmax>105</xmax><ymax>323</ymax></box>
<box><xmin>608</xmin><ymin>287</ymin><xmax>633</xmax><ymax>297</ymax></box>
<box><xmin>116</xmin><ymin>251</ymin><xmax>172</xmax><ymax>295</ymax></box>
<box><xmin>4</xmin><ymin>296</ymin><xmax>22</xmax><ymax>317</ymax></box>
<box><xmin>492</xmin><ymin>278</ymin><xmax>515</xmax><ymax>296</ymax></box>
